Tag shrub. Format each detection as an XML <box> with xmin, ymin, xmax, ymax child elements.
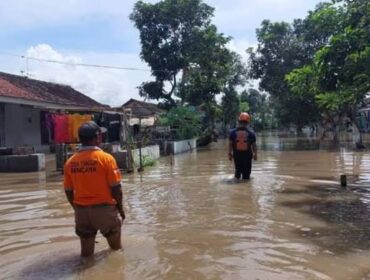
<box><xmin>159</xmin><ymin>106</ymin><xmax>201</xmax><ymax>140</ymax></box>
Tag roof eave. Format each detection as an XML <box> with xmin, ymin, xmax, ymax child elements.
<box><xmin>0</xmin><ymin>95</ymin><xmax>109</xmax><ymax>112</ymax></box>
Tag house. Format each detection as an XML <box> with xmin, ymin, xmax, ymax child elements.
<box><xmin>120</xmin><ymin>98</ymin><xmax>163</xmax><ymax>127</ymax></box>
<box><xmin>0</xmin><ymin>72</ymin><xmax>109</xmax><ymax>151</ymax></box>
<box><xmin>356</xmin><ymin>94</ymin><xmax>370</xmax><ymax>133</ymax></box>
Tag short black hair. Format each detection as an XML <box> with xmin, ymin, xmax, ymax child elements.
<box><xmin>78</xmin><ymin>121</ymin><xmax>101</xmax><ymax>145</ymax></box>
<box><xmin>79</xmin><ymin>135</ymin><xmax>98</xmax><ymax>145</ymax></box>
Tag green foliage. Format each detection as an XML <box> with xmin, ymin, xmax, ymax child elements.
<box><xmin>159</xmin><ymin>106</ymin><xmax>201</xmax><ymax>140</ymax></box>
<box><xmin>131</xmin><ymin>0</ymin><xmax>247</xmax><ymax>124</ymax></box>
<box><xmin>250</xmin><ymin>0</ymin><xmax>370</xmax><ymax>132</ymax></box>
<box><xmin>285</xmin><ymin>0</ymin><xmax>370</xmax><ymax>132</ymax></box>
<box><xmin>239</xmin><ymin>102</ymin><xmax>249</xmax><ymax>113</ymax></box>
<box><xmin>130</xmin><ymin>0</ymin><xmax>215</xmax><ymax>106</ymax></box>
<box><xmin>180</xmin><ymin>29</ymin><xmax>232</xmax><ymax>101</ymax></box>
<box><xmin>142</xmin><ymin>155</ymin><xmax>156</xmax><ymax>167</ymax></box>
<box><xmin>221</xmin><ymin>90</ymin><xmax>240</xmax><ymax>128</ymax></box>
<box><xmin>248</xmin><ymin>19</ymin><xmax>320</xmax><ymax>129</ymax></box>
<box><xmin>240</xmin><ymin>89</ymin><xmax>276</xmax><ymax>131</ymax></box>
<box><xmin>315</xmin><ymin>91</ymin><xmax>353</xmax><ymax>112</ymax></box>
<box><xmin>220</xmin><ymin>87</ymin><xmax>276</xmax><ymax>131</ymax></box>
<box><xmin>293</xmin><ymin>2</ymin><xmax>344</xmax><ymax>55</ymax></box>
<box><xmin>286</xmin><ymin>65</ymin><xmax>316</xmax><ymax>98</ymax></box>
<box><xmin>178</xmin><ymin>28</ymin><xmax>246</xmax><ymax>127</ymax></box>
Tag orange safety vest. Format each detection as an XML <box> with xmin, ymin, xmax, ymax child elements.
<box><xmin>235</xmin><ymin>130</ymin><xmax>250</xmax><ymax>151</ymax></box>
<box><xmin>64</xmin><ymin>147</ymin><xmax>122</xmax><ymax>206</ymax></box>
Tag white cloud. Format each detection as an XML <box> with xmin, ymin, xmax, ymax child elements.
<box><xmin>0</xmin><ymin>0</ymin><xmax>322</xmax><ymax>33</ymax></box>
<box><xmin>0</xmin><ymin>0</ymin><xmax>323</xmax><ymax>106</ymax></box>
<box><xmin>20</xmin><ymin>44</ymin><xmax>151</xmax><ymax>106</ymax></box>
<box><xmin>227</xmin><ymin>38</ymin><xmax>257</xmax><ymax>62</ymax></box>
<box><xmin>211</xmin><ymin>0</ymin><xmax>322</xmax><ymax>44</ymax></box>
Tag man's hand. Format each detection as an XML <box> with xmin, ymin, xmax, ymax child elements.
<box><xmin>228</xmin><ymin>152</ymin><xmax>233</xmax><ymax>161</ymax></box>
<box><xmin>65</xmin><ymin>190</ymin><xmax>74</xmax><ymax>208</ymax></box>
<box><xmin>118</xmin><ymin>208</ymin><xmax>125</xmax><ymax>221</ymax></box>
<box><xmin>111</xmin><ymin>184</ymin><xmax>125</xmax><ymax>221</ymax></box>
<box><xmin>252</xmin><ymin>143</ymin><xmax>257</xmax><ymax>161</ymax></box>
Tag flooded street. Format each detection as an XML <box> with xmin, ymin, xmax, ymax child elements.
<box><xmin>1</xmin><ymin>136</ymin><xmax>370</xmax><ymax>279</ymax></box>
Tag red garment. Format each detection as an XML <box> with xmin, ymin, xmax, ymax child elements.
<box><xmin>53</xmin><ymin>115</ymin><xmax>69</xmax><ymax>143</ymax></box>
<box><xmin>235</xmin><ymin>130</ymin><xmax>249</xmax><ymax>151</ymax></box>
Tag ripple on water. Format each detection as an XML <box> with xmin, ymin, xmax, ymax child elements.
<box><xmin>1</xmin><ymin>139</ymin><xmax>370</xmax><ymax>279</ymax></box>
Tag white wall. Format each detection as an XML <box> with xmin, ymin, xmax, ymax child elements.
<box><xmin>132</xmin><ymin>145</ymin><xmax>160</xmax><ymax>166</ymax></box>
<box><xmin>4</xmin><ymin>103</ymin><xmax>41</xmax><ymax>148</ymax></box>
<box><xmin>162</xmin><ymin>138</ymin><xmax>197</xmax><ymax>155</ymax></box>
<box><xmin>173</xmin><ymin>138</ymin><xmax>197</xmax><ymax>154</ymax></box>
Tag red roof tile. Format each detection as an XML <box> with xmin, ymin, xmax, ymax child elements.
<box><xmin>0</xmin><ymin>72</ymin><xmax>109</xmax><ymax>109</ymax></box>
<box><xmin>0</xmin><ymin>78</ymin><xmax>44</xmax><ymax>101</ymax></box>
<box><xmin>122</xmin><ymin>98</ymin><xmax>163</xmax><ymax>117</ymax></box>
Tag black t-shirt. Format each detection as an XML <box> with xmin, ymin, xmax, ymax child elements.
<box><xmin>229</xmin><ymin>127</ymin><xmax>256</xmax><ymax>152</ymax></box>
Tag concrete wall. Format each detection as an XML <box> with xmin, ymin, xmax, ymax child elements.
<box><xmin>111</xmin><ymin>150</ymin><xmax>128</xmax><ymax>170</ymax></box>
<box><xmin>4</xmin><ymin>103</ymin><xmax>41</xmax><ymax>148</ymax></box>
<box><xmin>0</xmin><ymin>154</ymin><xmax>45</xmax><ymax>172</ymax></box>
<box><xmin>163</xmin><ymin>138</ymin><xmax>197</xmax><ymax>155</ymax></box>
<box><xmin>132</xmin><ymin>145</ymin><xmax>160</xmax><ymax>166</ymax></box>
<box><xmin>111</xmin><ymin>145</ymin><xmax>160</xmax><ymax>170</ymax></box>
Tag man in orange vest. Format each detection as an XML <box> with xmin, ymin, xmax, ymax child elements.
<box><xmin>63</xmin><ymin>121</ymin><xmax>125</xmax><ymax>258</ymax></box>
<box><xmin>228</xmin><ymin>112</ymin><xmax>257</xmax><ymax>180</ymax></box>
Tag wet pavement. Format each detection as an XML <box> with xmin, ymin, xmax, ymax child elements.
<box><xmin>1</xmin><ymin>136</ymin><xmax>370</xmax><ymax>279</ymax></box>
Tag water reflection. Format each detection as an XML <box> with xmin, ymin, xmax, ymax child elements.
<box><xmin>0</xmin><ymin>135</ymin><xmax>370</xmax><ymax>279</ymax></box>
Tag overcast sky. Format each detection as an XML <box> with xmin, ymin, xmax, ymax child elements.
<box><xmin>0</xmin><ymin>0</ymin><xmax>323</xmax><ymax>106</ymax></box>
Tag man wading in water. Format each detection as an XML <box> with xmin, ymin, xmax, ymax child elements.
<box><xmin>228</xmin><ymin>112</ymin><xmax>257</xmax><ymax>180</ymax></box>
<box><xmin>63</xmin><ymin>121</ymin><xmax>125</xmax><ymax>258</ymax></box>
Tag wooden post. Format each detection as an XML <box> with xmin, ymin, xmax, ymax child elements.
<box><xmin>137</xmin><ymin>140</ymin><xmax>144</xmax><ymax>172</ymax></box>
<box><xmin>121</xmin><ymin>112</ymin><xmax>134</xmax><ymax>173</ymax></box>
<box><xmin>340</xmin><ymin>174</ymin><xmax>347</xmax><ymax>187</ymax></box>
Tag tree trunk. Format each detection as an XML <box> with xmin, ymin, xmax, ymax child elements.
<box><xmin>180</xmin><ymin>67</ymin><xmax>188</xmax><ymax>105</ymax></box>
<box><xmin>352</xmin><ymin>121</ymin><xmax>365</xmax><ymax>148</ymax></box>
<box><xmin>164</xmin><ymin>74</ymin><xmax>177</xmax><ymax>108</ymax></box>
<box><xmin>351</xmin><ymin>106</ymin><xmax>365</xmax><ymax>149</ymax></box>
<box><xmin>296</xmin><ymin>126</ymin><xmax>303</xmax><ymax>136</ymax></box>
<box><xmin>331</xmin><ymin>121</ymin><xmax>339</xmax><ymax>143</ymax></box>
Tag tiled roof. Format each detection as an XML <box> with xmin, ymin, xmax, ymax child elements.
<box><xmin>0</xmin><ymin>72</ymin><xmax>108</xmax><ymax>109</ymax></box>
<box><xmin>122</xmin><ymin>98</ymin><xmax>163</xmax><ymax>117</ymax></box>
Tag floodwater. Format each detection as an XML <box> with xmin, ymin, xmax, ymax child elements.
<box><xmin>1</xmin><ymin>135</ymin><xmax>370</xmax><ymax>280</ymax></box>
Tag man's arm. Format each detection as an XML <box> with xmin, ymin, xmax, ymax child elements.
<box><xmin>228</xmin><ymin>130</ymin><xmax>234</xmax><ymax>161</ymax></box>
<box><xmin>251</xmin><ymin>142</ymin><xmax>257</xmax><ymax>160</ymax></box>
<box><xmin>228</xmin><ymin>140</ymin><xmax>233</xmax><ymax>160</ymax></box>
<box><xmin>106</xmin><ymin>155</ymin><xmax>124</xmax><ymax>220</ymax></box>
<box><xmin>111</xmin><ymin>184</ymin><xmax>125</xmax><ymax>221</ymax></box>
<box><xmin>64</xmin><ymin>189</ymin><xmax>74</xmax><ymax>208</ymax></box>
<box><xmin>63</xmin><ymin>164</ymin><xmax>75</xmax><ymax>208</ymax></box>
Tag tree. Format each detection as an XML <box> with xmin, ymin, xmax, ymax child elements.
<box><xmin>221</xmin><ymin>89</ymin><xmax>240</xmax><ymax>128</ymax></box>
<box><xmin>182</xmin><ymin>43</ymin><xmax>247</xmax><ymax>125</ymax></box>
<box><xmin>159</xmin><ymin>106</ymin><xmax>202</xmax><ymax>140</ymax></box>
<box><xmin>132</xmin><ymin>0</ymin><xmax>247</xmax><ymax>126</ymax></box>
<box><xmin>178</xmin><ymin>26</ymin><xmax>232</xmax><ymax>105</ymax></box>
<box><xmin>286</xmin><ymin>0</ymin><xmax>370</xmax><ymax>143</ymax></box>
<box><xmin>293</xmin><ymin>2</ymin><xmax>344</xmax><ymax>58</ymax></box>
<box><xmin>240</xmin><ymin>88</ymin><xmax>274</xmax><ymax>131</ymax></box>
<box><xmin>130</xmin><ymin>0</ymin><xmax>214</xmax><ymax>107</ymax></box>
<box><xmin>248</xmin><ymin>20</ymin><xmax>319</xmax><ymax>131</ymax></box>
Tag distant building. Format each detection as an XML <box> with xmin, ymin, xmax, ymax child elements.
<box><xmin>120</xmin><ymin>98</ymin><xmax>163</xmax><ymax>127</ymax></box>
<box><xmin>354</xmin><ymin>94</ymin><xmax>370</xmax><ymax>133</ymax></box>
<box><xmin>0</xmin><ymin>72</ymin><xmax>110</xmax><ymax>151</ymax></box>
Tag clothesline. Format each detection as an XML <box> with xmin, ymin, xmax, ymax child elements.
<box><xmin>41</xmin><ymin>112</ymin><xmax>122</xmax><ymax>144</ymax></box>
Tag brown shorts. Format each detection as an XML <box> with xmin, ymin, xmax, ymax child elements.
<box><xmin>74</xmin><ymin>205</ymin><xmax>121</xmax><ymax>238</ymax></box>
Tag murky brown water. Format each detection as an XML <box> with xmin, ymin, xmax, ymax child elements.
<box><xmin>1</xmin><ymin>137</ymin><xmax>370</xmax><ymax>280</ymax></box>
